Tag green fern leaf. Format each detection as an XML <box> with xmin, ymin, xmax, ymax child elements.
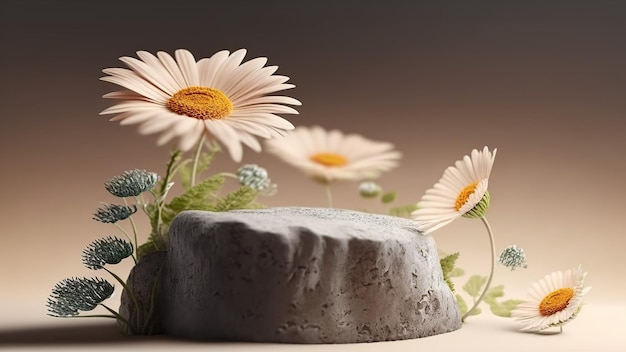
<box><xmin>213</xmin><ymin>186</ymin><xmax>258</xmax><ymax>212</ymax></box>
<box><xmin>440</xmin><ymin>252</ymin><xmax>460</xmax><ymax>292</ymax></box>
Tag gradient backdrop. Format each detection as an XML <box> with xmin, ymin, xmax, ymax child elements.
<box><xmin>1</xmin><ymin>0</ymin><xmax>625</xmax><ymax>330</ymax></box>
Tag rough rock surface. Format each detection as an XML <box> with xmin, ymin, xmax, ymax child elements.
<box><xmin>160</xmin><ymin>207</ymin><xmax>461</xmax><ymax>343</ymax></box>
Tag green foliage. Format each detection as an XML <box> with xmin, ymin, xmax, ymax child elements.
<box><xmin>136</xmin><ymin>240</ymin><xmax>162</xmax><ymax>261</ymax></box>
<box><xmin>162</xmin><ymin>174</ymin><xmax>226</xmax><ymax>225</ymax></box>
<box><xmin>456</xmin><ymin>294</ymin><xmax>481</xmax><ymax>316</ymax></box>
<box><xmin>445</xmin><ymin>260</ymin><xmax>523</xmax><ymax>319</ymax></box>
<box><xmin>440</xmin><ymin>252</ymin><xmax>460</xmax><ymax>292</ymax></box>
<box><xmin>449</xmin><ymin>267</ymin><xmax>465</xmax><ymax>277</ymax></box>
<box><xmin>389</xmin><ymin>204</ymin><xmax>418</xmax><ymax>218</ymax></box>
<box><xmin>178</xmin><ymin>148</ymin><xmax>218</xmax><ymax>191</ymax></box>
<box><xmin>132</xmin><ymin>147</ymin><xmax>265</xmax><ymax>260</ymax></box>
<box><xmin>381</xmin><ymin>192</ymin><xmax>397</xmax><ymax>204</ymax></box>
<box><xmin>213</xmin><ymin>186</ymin><xmax>260</xmax><ymax>212</ymax></box>
<box><xmin>462</xmin><ymin>275</ymin><xmax>488</xmax><ymax>298</ymax></box>
<box><xmin>482</xmin><ymin>285</ymin><xmax>525</xmax><ymax>317</ymax></box>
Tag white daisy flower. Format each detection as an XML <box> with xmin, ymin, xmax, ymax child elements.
<box><xmin>411</xmin><ymin>146</ymin><xmax>496</xmax><ymax>234</ymax></box>
<box><xmin>512</xmin><ymin>265</ymin><xmax>591</xmax><ymax>332</ymax></box>
<box><xmin>265</xmin><ymin>126</ymin><xmax>401</xmax><ymax>183</ymax></box>
<box><xmin>100</xmin><ymin>49</ymin><xmax>301</xmax><ymax>162</ymax></box>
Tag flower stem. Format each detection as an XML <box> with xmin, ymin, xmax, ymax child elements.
<box><xmin>99</xmin><ymin>303</ymin><xmax>136</xmax><ymax>334</ymax></box>
<box><xmin>461</xmin><ymin>216</ymin><xmax>496</xmax><ymax>322</ymax></box>
<box><xmin>325</xmin><ymin>184</ymin><xmax>334</xmax><ymax>208</ymax></box>
<box><xmin>190</xmin><ymin>135</ymin><xmax>206</xmax><ymax>187</ymax></box>
<box><xmin>122</xmin><ymin>198</ymin><xmax>139</xmax><ymax>264</ymax></box>
<box><xmin>103</xmin><ymin>267</ymin><xmax>142</xmax><ymax>325</ymax></box>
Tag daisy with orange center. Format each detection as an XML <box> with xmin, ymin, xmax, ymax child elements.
<box><xmin>100</xmin><ymin>49</ymin><xmax>301</xmax><ymax>163</ymax></box>
<box><xmin>265</xmin><ymin>126</ymin><xmax>401</xmax><ymax>206</ymax></box>
<box><xmin>412</xmin><ymin>146</ymin><xmax>496</xmax><ymax>234</ymax></box>
<box><xmin>512</xmin><ymin>266</ymin><xmax>591</xmax><ymax>333</ymax></box>
<box><xmin>412</xmin><ymin>146</ymin><xmax>497</xmax><ymax>322</ymax></box>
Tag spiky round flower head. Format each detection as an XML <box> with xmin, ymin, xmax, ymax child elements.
<box><xmin>499</xmin><ymin>244</ymin><xmax>528</xmax><ymax>270</ymax></box>
<box><xmin>46</xmin><ymin>277</ymin><xmax>114</xmax><ymax>317</ymax></box>
<box><xmin>99</xmin><ymin>49</ymin><xmax>301</xmax><ymax>162</ymax></box>
<box><xmin>104</xmin><ymin>169</ymin><xmax>159</xmax><ymax>197</ymax></box>
<box><xmin>237</xmin><ymin>164</ymin><xmax>273</xmax><ymax>191</ymax></box>
<box><xmin>359</xmin><ymin>181</ymin><xmax>382</xmax><ymax>198</ymax></box>
<box><xmin>265</xmin><ymin>126</ymin><xmax>401</xmax><ymax>183</ymax></box>
<box><xmin>82</xmin><ymin>236</ymin><xmax>134</xmax><ymax>270</ymax></box>
<box><xmin>512</xmin><ymin>266</ymin><xmax>591</xmax><ymax>332</ymax></box>
<box><xmin>92</xmin><ymin>204</ymin><xmax>137</xmax><ymax>223</ymax></box>
<box><xmin>411</xmin><ymin>146</ymin><xmax>496</xmax><ymax>234</ymax></box>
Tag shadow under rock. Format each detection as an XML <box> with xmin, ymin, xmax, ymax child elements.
<box><xmin>0</xmin><ymin>321</ymin><xmax>167</xmax><ymax>346</ymax></box>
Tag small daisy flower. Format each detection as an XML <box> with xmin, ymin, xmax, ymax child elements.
<box><xmin>412</xmin><ymin>146</ymin><xmax>496</xmax><ymax>234</ymax></box>
<box><xmin>359</xmin><ymin>181</ymin><xmax>382</xmax><ymax>198</ymax></box>
<box><xmin>92</xmin><ymin>204</ymin><xmax>137</xmax><ymax>223</ymax></box>
<box><xmin>265</xmin><ymin>126</ymin><xmax>401</xmax><ymax>183</ymax></box>
<box><xmin>499</xmin><ymin>244</ymin><xmax>528</xmax><ymax>270</ymax></box>
<box><xmin>512</xmin><ymin>265</ymin><xmax>591</xmax><ymax>332</ymax></box>
<box><xmin>47</xmin><ymin>277</ymin><xmax>115</xmax><ymax>317</ymax></box>
<box><xmin>104</xmin><ymin>169</ymin><xmax>159</xmax><ymax>198</ymax></box>
<box><xmin>100</xmin><ymin>49</ymin><xmax>301</xmax><ymax>162</ymax></box>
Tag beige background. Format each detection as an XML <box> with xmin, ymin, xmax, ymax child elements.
<box><xmin>1</xmin><ymin>1</ymin><xmax>625</xmax><ymax>350</ymax></box>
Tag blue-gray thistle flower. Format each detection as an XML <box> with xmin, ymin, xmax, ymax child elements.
<box><xmin>104</xmin><ymin>169</ymin><xmax>159</xmax><ymax>197</ymax></box>
<box><xmin>92</xmin><ymin>204</ymin><xmax>137</xmax><ymax>223</ymax></box>
<box><xmin>237</xmin><ymin>164</ymin><xmax>273</xmax><ymax>191</ymax></box>
<box><xmin>359</xmin><ymin>181</ymin><xmax>381</xmax><ymax>198</ymax></box>
<box><xmin>46</xmin><ymin>277</ymin><xmax>114</xmax><ymax>317</ymax></box>
<box><xmin>499</xmin><ymin>244</ymin><xmax>528</xmax><ymax>270</ymax></box>
<box><xmin>82</xmin><ymin>236</ymin><xmax>134</xmax><ymax>270</ymax></box>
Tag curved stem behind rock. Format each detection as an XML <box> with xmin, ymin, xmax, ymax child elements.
<box><xmin>461</xmin><ymin>216</ymin><xmax>496</xmax><ymax>322</ymax></box>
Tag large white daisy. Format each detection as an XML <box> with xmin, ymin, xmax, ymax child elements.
<box><xmin>100</xmin><ymin>49</ymin><xmax>301</xmax><ymax>162</ymax></box>
<box><xmin>265</xmin><ymin>126</ymin><xmax>401</xmax><ymax>183</ymax></box>
<box><xmin>512</xmin><ymin>265</ymin><xmax>591</xmax><ymax>332</ymax></box>
<box><xmin>412</xmin><ymin>146</ymin><xmax>496</xmax><ymax>235</ymax></box>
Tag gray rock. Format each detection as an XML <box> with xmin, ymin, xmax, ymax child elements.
<box><xmin>160</xmin><ymin>207</ymin><xmax>461</xmax><ymax>343</ymax></box>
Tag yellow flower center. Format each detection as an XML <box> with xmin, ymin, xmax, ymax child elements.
<box><xmin>539</xmin><ymin>288</ymin><xmax>574</xmax><ymax>316</ymax></box>
<box><xmin>455</xmin><ymin>182</ymin><xmax>479</xmax><ymax>211</ymax></box>
<box><xmin>310</xmin><ymin>153</ymin><xmax>348</xmax><ymax>167</ymax></box>
<box><xmin>166</xmin><ymin>86</ymin><xmax>233</xmax><ymax>120</ymax></box>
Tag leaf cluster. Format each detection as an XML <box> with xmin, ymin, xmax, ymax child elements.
<box><xmin>440</xmin><ymin>251</ymin><xmax>524</xmax><ymax>318</ymax></box>
<box><xmin>140</xmin><ymin>149</ymin><xmax>260</xmax><ymax>258</ymax></box>
<box><xmin>455</xmin><ymin>274</ymin><xmax>524</xmax><ymax>318</ymax></box>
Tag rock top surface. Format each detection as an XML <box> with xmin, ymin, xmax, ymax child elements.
<box><xmin>157</xmin><ymin>207</ymin><xmax>461</xmax><ymax>343</ymax></box>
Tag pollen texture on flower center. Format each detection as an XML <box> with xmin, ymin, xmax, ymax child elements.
<box><xmin>455</xmin><ymin>181</ymin><xmax>479</xmax><ymax>211</ymax></box>
<box><xmin>310</xmin><ymin>153</ymin><xmax>348</xmax><ymax>167</ymax></box>
<box><xmin>539</xmin><ymin>288</ymin><xmax>574</xmax><ymax>316</ymax></box>
<box><xmin>167</xmin><ymin>86</ymin><xmax>233</xmax><ymax>120</ymax></box>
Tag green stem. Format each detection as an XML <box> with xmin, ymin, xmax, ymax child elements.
<box><xmin>325</xmin><ymin>184</ymin><xmax>334</xmax><ymax>208</ymax></box>
<box><xmin>461</xmin><ymin>216</ymin><xmax>496</xmax><ymax>322</ymax></box>
<box><xmin>122</xmin><ymin>198</ymin><xmax>139</xmax><ymax>264</ymax></box>
<box><xmin>103</xmin><ymin>267</ymin><xmax>142</xmax><ymax>325</ymax></box>
<box><xmin>151</xmin><ymin>150</ymin><xmax>182</xmax><ymax>247</ymax></box>
<box><xmin>113</xmin><ymin>223</ymin><xmax>133</xmax><ymax>245</ymax></box>
<box><xmin>190</xmin><ymin>135</ymin><xmax>206</xmax><ymax>187</ymax></box>
<box><xmin>64</xmin><ymin>314</ymin><xmax>117</xmax><ymax>319</ymax></box>
<box><xmin>99</xmin><ymin>303</ymin><xmax>136</xmax><ymax>335</ymax></box>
